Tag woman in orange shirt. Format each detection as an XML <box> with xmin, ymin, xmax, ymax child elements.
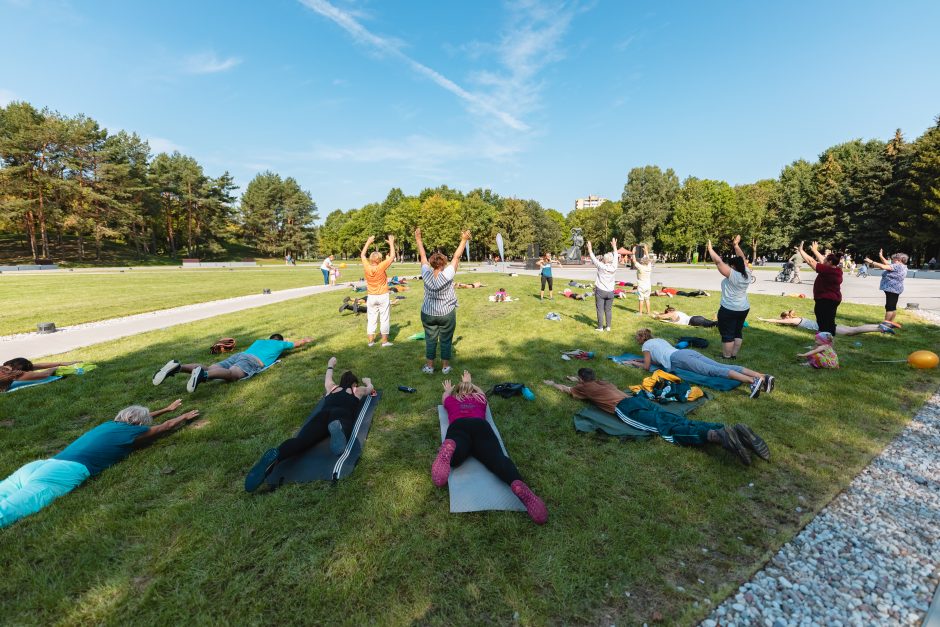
<box><xmin>360</xmin><ymin>235</ymin><xmax>396</xmax><ymax>347</ymax></box>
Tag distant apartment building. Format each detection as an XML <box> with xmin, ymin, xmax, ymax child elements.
<box><xmin>574</xmin><ymin>194</ymin><xmax>607</xmax><ymax>210</ymax></box>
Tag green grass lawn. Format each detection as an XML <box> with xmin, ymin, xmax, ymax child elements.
<box><xmin>0</xmin><ymin>264</ymin><xmax>421</xmax><ymax>336</ymax></box>
<box><xmin>1</xmin><ymin>274</ymin><xmax>937</xmax><ymax>625</ymax></box>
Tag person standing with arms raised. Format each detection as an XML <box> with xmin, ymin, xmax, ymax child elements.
<box><xmin>360</xmin><ymin>234</ymin><xmax>396</xmax><ymax>347</ymax></box>
<box><xmin>797</xmin><ymin>241</ymin><xmax>843</xmax><ymax>336</ymax></box>
<box><xmin>586</xmin><ymin>237</ymin><xmax>619</xmax><ymax>332</ymax></box>
<box><xmin>706</xmin><ymin>235</ymin><xmax>753</xmax><ymax>359</ymax></box>
<box><xmin>415</xmin><ymin>228</ymin><xmax>470</xmax><ymax>374</ymax></box>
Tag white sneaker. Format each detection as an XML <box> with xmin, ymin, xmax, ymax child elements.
<box><xmin>422</xmin><ymin>365</ymin><xmax>434</xmax><ymax>374</ymax></box>
<box><xmin>594</xmin><ymin>327</ymin><xmax>604</xmax><ymax>332</ymax></box>
<box><xmin>382</xmin><ymin>342</ymin><xmax>393</xmax><ymax>347</ymax></box>
<box><xmin>152</xmin><ymin>360</ymin><xmax>181</xmax><ymax>386</ymax></box>
<box><xmin>367</xmin><ymin>341</ymin><xmax>375</xmax><ymax>347</ymax></box>
<box><xmin>441</xmin><ymin>366</ymin><xmax>452</xmax><ymax>375</ymax></box>
<box><xmin>186</xmin><ymin>366</ymin><xmax>204</xmax><ymax>393</ymax></box>
<box><xmin>604</xmin><ymin>327</ymin><xmax>611</xmax><ymax>332</ymax></box>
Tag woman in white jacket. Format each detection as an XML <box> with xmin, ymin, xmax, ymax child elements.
<box><xmin>586</xmin><ymin>238</ymin><xmax>619</xmax><ymax>331</ymax></box>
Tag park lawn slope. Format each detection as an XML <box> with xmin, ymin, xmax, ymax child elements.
<box><xmin>1</xmin><ymin>275</ymin><xmax>937</xmax><ymax>625</ymax></box>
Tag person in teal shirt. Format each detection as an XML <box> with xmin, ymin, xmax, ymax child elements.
<box><xmin>1</xmin><ymin>400</ymin><xmax>199</xmax><ymax>528</ymax></box>
<box><xmin>152</xmin><ymin>334</ymin><xmax>313</xmax><ymax>393</ymax></box>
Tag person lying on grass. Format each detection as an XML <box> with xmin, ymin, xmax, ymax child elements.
<box><xmin>758</xmin><ymin>310</ymin><xmax>898</xmax><ymax>336</ymax></box>
<box><xmin>543</xmin><ymin>368</ymin><xmax>769</xmax><ymax>466</ymax></box>
<box><xmin>0</xmin><ymin>400</ymin><xmax>199</xmax><ymax>528</ymax></box>
<box><xmin>338</xmin><ymin>296</ymin><xmax>400</xmax><ymax>316</ymax></box>
<box><xmin>456</xmin><ymin>281</ymin><xmax>486</xmax><ymax>289</ymax></box>
<box><xmin>625</xmin><ymin>328</ymin><xmax>775</xmax><ymax>399</ymax></box>
<box><xmin>245</xmin><ymin>356</ymin><xmax>373</xmax><ymax>492</ymax></box>
<box><xmin>652</xmin><ymin>306</ymin><xmax>718</xmax><ymax>328</ymax></box>
<box><xmin>431</xmin><ymin>369</ymin><xmax>547</xmax><ymax>524</ymax></box>
<box><xmin>152</xmin><ymin>333</ymin><xmax>313</xmax><ymax>393</ymax></box>
<box><xmin>562</xmin><ymin>288</ymin><xmax>591</xmax><ymax>300</ymax></box>
<box><xmin>0</xmin><ymin>357</ymin><xmax>81</xmax><ymax>392</ymax></box>
<box><xmin>797</xmin><ymin>332</ymin><xmax>839</xmax><ymax>368</ymax></box>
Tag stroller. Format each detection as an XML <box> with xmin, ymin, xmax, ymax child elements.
<box><xmin>775</xmin><ymin>262</ymin><xmax>799</xmax><ymax>283</ymax></box>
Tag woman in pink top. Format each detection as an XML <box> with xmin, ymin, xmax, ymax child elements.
<box><xmin>431</xmin><ymin>370</ymin><xmax>547</xmax><ymax>524</ymax></box>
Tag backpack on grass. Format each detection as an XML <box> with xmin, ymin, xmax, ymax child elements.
<box><xmin>210</xmin><ymin>338</ymin><xmax>237</xmax><ymax>354</ymax></box>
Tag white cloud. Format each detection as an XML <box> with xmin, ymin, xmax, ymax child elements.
<box><xmin>0</xmin><ymin>88</ymin><xmax>18</xmax><ymax>106</ymax></box>
<box><xmin>298</xmin><ymin>0</ymin><xmax>530</xmax><ymax>131</ymax></box>
<box><xmin>146</xmin><ymin>136</ymin><xmax>184</xmax><ymax>154</ymax></box>
<box><xmin>183</xmin><ymin>52</ymin><xmax>242</xmax><ymax>74</ymax></box>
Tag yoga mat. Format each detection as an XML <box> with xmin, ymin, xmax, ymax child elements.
<box><xmin>239</xmin><ymin>360</ymin><xmax>279</xmax><ymax>381</ymax></box>
<box><xmin>5</xmin><ymin>375</ymin><xmax>63</xmax><ymax>393</ymax></box>
<box><xmin>608</xmin><ymin>354</ymin><xmax>742</xmax><ymax>391</ymax></box>
<box><xmin>437</xmin><ymin>406</ymin><xmax>526</xmax><ymax>514</ymax></box>
<box><xmin>264</xmin><ymin>391</ymin><xmax>381</xmax><ymax>486</ymax></box>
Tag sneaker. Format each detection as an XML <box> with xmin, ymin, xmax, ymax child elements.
<box><xmin>604</xmin><ymin>327</ymin><xmax>611</xmax><ymax>332</ymax></box>
<box><xmin>733</xmin><ymin>424</ymin><xmax>770</xmax><ymax>462</ymax></box>
<box><xmin>339</xmin><ymin>296</ymin><xmax>350</xmax><ymax>313</ymax></box>
<box><xmin>152</xmin><ymin>360</ymin><xmax>181</xmax><ymax>386</ymax></box>
<box><xmin>422</xmin><ymin>365</ymin><xmax>434</xmax><ymax>374</ymax></box>
<box><xmin>595</xmin><ymin>327</ymin><xmax>605</xmax><ymax>332</ymax></box>
<box><xmin>244</xmin><ymin>448</ymin><xmax>279</xmax><ymax>492</ymax></box>
<box><xmin>749</xmin><ymin>378</ymin><xmax>762</xmax><ymax>399</ymax></box>
<box><xmin>878</xmin><ymin>323</ymin><xmax>896</xmax><ymax>335</ymax></box>
<box><xmin>328</xmin><ymin>420</ymin><xmax>348</xmax><ymax>456</ymax></box>
<box><xmin>431</xmin><ymin>439</ymin><xmax>456</xmax><ymax>486</ymax></box>
<box><xmin>883</xmin><ymin>320</ymin><xmax>901</xmax><ymax>329</ymax></box>
<box><xmin>367</xmin><ymin>341</ymin><xmax>375</xmax><ymax>347</ymax></box>
<box><xmin>763</xmin><ymin>374</ymin><xmax>775</xmax><ymax>393</ymax></box>
<box><xmin>510</xmin><ymin>480</ymin><xmax>548</xmax><ymax>525</ymax></box>
<box><xmin>441</xmin><ymin>366</ymin><xmax>452</xmax><ymax>375</ymax></box>
<box><xmin>382</xmin><ymin>342</ymin><xmax>393</xmax><ymax>347</ymax></box>
<box><xmin>716</xmin><ymin>426</ymin><xmax>752</xmax><ymax>465</ymax></box>
<box><xmin>186</xmin><ymin>366</ymin><xmax>205</xmax><ymax>393</ymax></box>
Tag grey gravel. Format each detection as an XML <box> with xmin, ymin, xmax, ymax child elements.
<box><xmin>703</xmin><ymin>383</ymin><xmax>940</xmax><ymax>625</ymax></box>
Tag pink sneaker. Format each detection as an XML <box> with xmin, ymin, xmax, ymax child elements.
<box><xmin>511</xmin><ymin>480</ymin><xmax>548</xmax><ymax>525</ymax></box>
<box><xmin>431</xmin><ymin>439</ymin><xmax>456</xmax><ymax>487</ymax></box>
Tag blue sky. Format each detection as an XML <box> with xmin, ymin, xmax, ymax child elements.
<box><xmin>2</xmin><ymin>0</ymin><xmax>939</xmax><ymax>218</ymax></box>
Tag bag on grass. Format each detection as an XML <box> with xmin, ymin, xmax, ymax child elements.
<box><xmin>677</xmin><ymin>336</ymin><xmax>708</xmax><ymax>349</ymax></box>
<box><xmin>487</xmin><ymin>383</ymin><xmax>525</xmax><ymax>398</ymax></box>
<box><xmin>210</xmin><ymin>338</ymin><xmax>237</xmax><ymax>354</ymax></box>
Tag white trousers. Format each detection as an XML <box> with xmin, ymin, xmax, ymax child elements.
<box><xmin>366</xmin><ymin>293</ymin><xmax>391</xmax><ymax>336</ymax></box>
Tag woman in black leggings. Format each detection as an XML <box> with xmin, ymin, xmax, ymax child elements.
<box><xmin>431</xmin><ymin>370</ymin><xmax>547</xmax><ymax>524</ymax></box>
<box><xmin>245</xmin><ymin>356</ymin><xmax>373</xmax><ymax>492</ymax></box>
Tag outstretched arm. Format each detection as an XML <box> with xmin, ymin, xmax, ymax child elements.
<box><xmin>134</xmin><ymin>409</ymin><xmax>200</xmax><ymax>444</ymax></box>
<box><xmin>386</xmin><ymin>235</ymin><xmax>396</xmax><ymax>263</ymax></box>
<box><xmin>586</xmin><ymin>241</ymin><xmax>601</xmax><ymax>267</ymax></box>
<box><xmin>451</xmin><ymin>230</ymin><xmax>471</xmax><ymax>270</ymax></box>
<box><xmin>706</xmin><ymin>240</ymin><xmax>731</xmax><ymax>277</ymax></box>
<box><xmin>864</xmin><ymin>256</ymin><xmax>891</xmax><ymax>271</ymax></box>
<box><xmin>878</xmin><ymin>248</ymin><xmax>889</xmax><ymax>265</ymax></box>
<box><xmin>797</xmin><ymin>345</ymin><xmax>827</xmax><ymax>358</ymax></box>
<box><xmin>324</xmin><ymin>356</ymin><xmax>337</xmax><ymax>393</ymax></box>
<box><xmin>360</xmin><ymin>235</ymin><xmax>375</xmax><ymax>264</ymax></box>
<box><xmin>611</xmin><ymin>238</ymin><xmax>619</xmax><ymax>267</ymax></box>
<box><xmin>810</xmin><ymin>241</ymin><xmax>826</xmax><ymax>264</ymax></box>
<box><xmin>285</xmin><ymin>338</ymin><xmax>313</xmax><ymax>350</ymax></box>
<box><xmin>543</xmin><ymin>379</ymin><xmax>573</xmax><ymax>395</ymax></box>
<box><xmin>758</xmin><ymin>317</ymin><xmax>798</xmax><ymax>326</ymax></box>
<box><xmin>15</xmin><ymin>367</ymin><xmax>61</xmax><ymax>381</ymax></box>
<box><xmin>32</xmin><ymin>361</ymin><xmax>79</xmax><ymax>369</ymax></box>
<box><xmin>441</xmin><ymin>379</ymin><xmax>454</xmax><ymax>405</ymax></box>
<box><xmin>414</xmin><ymin>228</ymin><xmax>429</xmax><ymax>267</ymax></box>
<box><xmin>732</xmin><ymin>235</ymin><xmax>748</xmax><ymax>261</ymax></box>
<box><xmin>149</xmin><ymin>399</ymin><xmax>182</xmax><ymax>419</ymax></box>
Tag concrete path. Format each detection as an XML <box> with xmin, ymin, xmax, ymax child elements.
<box><xmin>0</xmin><ymin>283</ymin><xmax>347</xmax><ymax>361</ymax></box>
<box><xmin>487</xmin><ymin>264</ymin><xmax>940</xmax><ymax>313</ymax></box>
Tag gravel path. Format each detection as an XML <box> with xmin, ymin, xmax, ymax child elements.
<box><xmin>702</xmin><ymin>386</ymin><xmax>940</xmax><ymax>626</ymax></box>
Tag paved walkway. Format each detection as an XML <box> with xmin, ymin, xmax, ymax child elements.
<box><xmin>0</xmin><ymin>283</ymin><xmax>347</xmax><ymax>360</ymax></box>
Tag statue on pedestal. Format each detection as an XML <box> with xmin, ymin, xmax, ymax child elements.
<box><xmin>562</xmin><ymin>228</ymin><xmax>584</xmax><ymax>263</ymax></box>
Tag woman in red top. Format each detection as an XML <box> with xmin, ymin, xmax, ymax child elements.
<box><xmin>796</xmin><ymin>241</ymin><xmax>843</xmax><ymax>335</ymax></box>
<box><xmin>432</xmin><ymin>370</ymin><xmax>547</xmax><ymax>524</ymax></box>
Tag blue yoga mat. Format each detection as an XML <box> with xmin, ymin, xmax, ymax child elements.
<box><xmin>6</xmin><ymin>375</ymin><xmax>63</xmax><ymax>393</ymax></box>
<box><xmin>608</xmin><ymin>353</ymin><xmax>741</xmax><ymax>391</ymax></box>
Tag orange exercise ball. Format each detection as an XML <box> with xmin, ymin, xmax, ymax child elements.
<box><xmin>339</xmin><ymin>262</ymin><xmax>347</xmax><ymax>269</ymax></box>
<box><xmin>908</xmin><ymin>350</ymin><xmax>939</xmax><ymax>369</ymax></box>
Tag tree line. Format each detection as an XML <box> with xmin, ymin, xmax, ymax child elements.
<box><xmin>0</xmin><ymin>101</ymin><xmax>317</xmax><ymax>262</ymax></box>
<box><xmin>2</xmin><ymin>99</ymin><xmax>937</xmax><ymax>265</ymax></box>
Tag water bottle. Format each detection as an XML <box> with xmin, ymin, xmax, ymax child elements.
<box><xmin>398</xmin><ymin>386</ymin><xmax>417</xmax><ymax>393</ymax></box>
<box><xmin>675</xmin><ymin>341</ymin><xmax>689</xmax><ymax>349</ymax></box>
<box><xmin>521</xmin><ymin>386</ymin><xmax>535</xmax><ymax>401</ymax></box>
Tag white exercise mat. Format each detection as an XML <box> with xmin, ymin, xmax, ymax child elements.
<box><xmin>437</xmin><ymin>405</ymin><xmax>526</xmax><ymax>513</ymax></box>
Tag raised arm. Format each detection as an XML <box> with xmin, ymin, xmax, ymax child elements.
<box><xmin>732</xmin><ymin>235</ymin><xmax>747</xmax><ymax>261</ymax></box>
<box><xmin>441</xmin><ymin>378</ymin><xmax>454</xmax><ymax>405</ymax></box>
<box><xmin>414</xmin><ymin>228</ymin><xmax>429</xmax><ymax>267</ymax></box>
<box><xmin>360</xmin><ymin>235</ymin><xmax>375</xmax><ymax>264</ymax></box>
<box><xmin>878</xmin><ymin>248</ymin><xmax>889</xmax><ymax>265</ymax></box>
<box><xmin>586</xmin><ymin>241</ymin><xmax>601</xmax><ymax>267</ymax></box>
<box><xmin>134</xmin><ymin>409</ymin><xmax>200</xmax><ymax>444</ymax></box>
<box><xmin>610</xmin><ymin>238</ymin><xmax>619</xmax><ymax>267</ymax></box>
<box><xmin>864</xmin><ymin>255</ymin><xmax>891</xmax><ymax>271</ymax></box>
<box><xmin>355</xmin><ymin>377</ymin><xmax>374</xmax><ymax>400</ymax></box>
<box><xmin>386</xmin><ymin>235</ymin><xmax>396</xmax><ymax>263</ymax></box>
<box><xmin>810</xmin><ymin>241</ymin><xmax>826</xmax><ymax>264</ymax></box>
<box><xmin>797</xmin><ymin>243</ymin><xmax>818</xmax><ymax>270</ymax></box>
<box><xmin>324</xmin><ymin>356</ymin><xmax>337</xmax><ymax>393</ymax></box>
<box><xmin>706</xmin><ymin>240</ymin><xmax>731</xmax><ymax>277</ymax></box>
<box><xmin>451</xmin><ymin>230</ymin><xmax>471</xmax><ymax>270</ymax></box>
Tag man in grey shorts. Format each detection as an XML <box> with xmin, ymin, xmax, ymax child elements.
<box><xmin>152</xmin><ymin>334</ymin><xmax>313</xmax><ymax>393</ymax></box>
<box><xmin>628</xmin><ymin>328</ymin><xmax>776</xmax><ymax>399</ymax></box>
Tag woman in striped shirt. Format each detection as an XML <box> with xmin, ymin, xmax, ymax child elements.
<box><xmin>415</xmin><ymin>227</ymin><xmax>471</xmax><ymax>374</ymax></box>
